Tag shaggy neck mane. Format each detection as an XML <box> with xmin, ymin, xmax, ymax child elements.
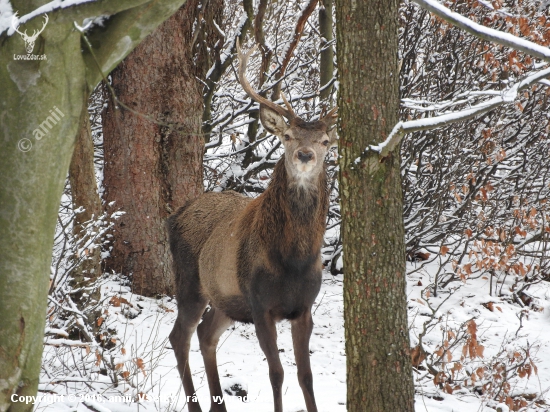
<box><xmin>252</xmin><ymin>156</ymin><xmax>329</xmax><ymax>262</ymax></box>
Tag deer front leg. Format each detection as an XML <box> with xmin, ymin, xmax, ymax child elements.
<box><xmin>291</xmin><ymin>309</ymin><xmax>317</xmax><ymax>412</ymax></box>
<box><xmin>253</xmin><ymin>311</ymin><xmax>284</xmax><ymax>412</ymax></box>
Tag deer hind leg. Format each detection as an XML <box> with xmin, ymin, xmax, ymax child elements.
<box><xmin>253</xmin><ymin>311</ymin><xmax>284</xmax><ymax>412</ymax></box>
<box><xmin>291</xmin><ymin>309</ymin><xmax>318</xmax><ymax>412</ymax></box>
<box><xmin>197</xmin><ymin>306</ymin><xmax>234</xmax><ymax>412</ymax></box>
<box><xmin>169</xmin><ymin>296</ymin><xmax>208</xmax><ymax>412</ymax></box>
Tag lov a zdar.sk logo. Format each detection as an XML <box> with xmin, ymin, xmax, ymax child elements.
<box><xmin>12</xmin><ymin>12</ymin><xmax>48</xmax><ymax>55</ymax></box>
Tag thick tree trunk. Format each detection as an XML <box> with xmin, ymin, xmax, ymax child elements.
<box><xmin>102</xmin><ymin>0</ymin><xmax>221</xmax><ymax>297</ymax></box>
<box><xmin>0</xmin><ymin>33</ymin><xmax>84</xmax><ymax>412</ymax></box>
<box><xmin>335</xmin><ymin>0</ymin><xmax>415</xmax><ymax>411</ymax></box>
<box><xmin>68</xmin><ymin>107</ymin><xmax>103</xmax><ymax>328</ymax></box>
<box><xmin>0</xmin><ymin>1</ymin><xmax>188</xmax><ymax>410</ymax></box>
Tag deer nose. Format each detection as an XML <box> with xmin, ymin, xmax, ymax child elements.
<box><xmin>297</xmin><ymin>150</ymin><xmax>314</xmax><ymax>163</ymax></box>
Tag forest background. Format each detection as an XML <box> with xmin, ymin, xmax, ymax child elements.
<box><xmin>2</xmin><ymin>0</ymin><xmax>550</xmax><ymax>411</ymax></box>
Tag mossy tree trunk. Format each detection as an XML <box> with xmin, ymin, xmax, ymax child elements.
<box><xmin>335</xmin><ymin>0</ymin><xmax>415</xmax><ymax>410</ymax></box>
<box><xmin>0</xmin><ymin>1</ymin><xmax>188</xmax><ymax>410</ymax></box>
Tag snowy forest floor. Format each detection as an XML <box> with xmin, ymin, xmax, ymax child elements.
<box><xmin>37</xmin><ymin>258</ymin><xmax>550</xmax><ymax>412</ymax></box>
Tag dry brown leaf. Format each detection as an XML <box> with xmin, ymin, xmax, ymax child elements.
<box><xmin>476</xmin><ymin>367</ymin><xmax>485</xmax><ymax>379</ymax></box>
<box><xmin>477</xmin><ymin>344</ymin><xmax>485</xmax><ymax>358</ymax></box>
<box><xmin>467</xmin><ymin>320</ymin><xmax>477</xmax><ymax>336</ymax></box>
<box><xmin>119</xmin><ymin>297</ymin><xmax>132</xmax><ymax>307</ymax></box>
<box><xmin>159</xmin><ymin>304</ymin><xmax>174</xmax><ymax>313</ymax></box>
<box><xmin>109</xmin><ymin>296</ymin><xmax>121</xmax><ymax>307</ymax></box>
<box><xmin>135</xmin><ymin>358</ymin><xmax>146</xmax><ymax>375</ymax></box>
<box><xmin>410</xmin><ymin>345</ymin><xmax>426</xmax><ymax>367</ymax></box>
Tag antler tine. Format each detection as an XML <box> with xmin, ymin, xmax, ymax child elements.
<box><xmin>280</xmin><ymin>92</ymin><xmax>297</xmax><ymax>119</ymax></box>
<box><xmin>39</xmin><ymin>14</ymin><xmax>48</xmax><ymax>33</ymax></box>
<box><xmin>11</xmin><ymin>12</ymin><xmax>26</xmax><ymax>36</ymax></box>
<box><xmin>236</xmin><ymin>39</ymin><xmax>296</xmax><ymax>121</ymax></box>
<box><xmin>321</xmin><ymin>106</ymin><xmax>338</xmax><ymax>128</ymax></box>
<box><xmin>29</xmin><ymin>14</ymin><xmax>48</xmax><ymax>40</ymax></box>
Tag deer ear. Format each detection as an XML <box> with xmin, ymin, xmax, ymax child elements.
<box><xmin>260</xmin><ymin>105</ymin><xmax>288</xmax><ymax>137</ymax></box>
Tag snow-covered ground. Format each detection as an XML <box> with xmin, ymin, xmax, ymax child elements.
<box><xmin>36</xmin><ymin>257</ymin><xmax>550</xmax><ymax>412</ymax></box>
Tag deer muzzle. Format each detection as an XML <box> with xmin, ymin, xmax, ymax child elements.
<box><xmin>297</xmin><ymin>150</ymin><xmax>314</xmax><ymax>163</ymax></box>
<box><xmin>294</xmin><ymin>149</ymin><xmax>317</xmax><ymax>173</ymax></box>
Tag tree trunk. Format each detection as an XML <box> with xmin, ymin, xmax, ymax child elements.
<box><xmin>102</xmin><ymin>0</ymin><xmax>221</xmax><ymax>297</ymax></box>
<box><xmin>68</xmin><ymin>106</ymin><xmax>103</xmax><ymax>328</ymax></box>
<box><xmin>335</xmin><ymin>0</ymin><xmax>415</xmax><ymax>410</ymax></box>
<box><xmin>0</xmin><ymin>1</ymin><xmax>188</xmax><ymax>410</ymax></box>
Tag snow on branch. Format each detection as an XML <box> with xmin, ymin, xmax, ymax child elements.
<box><xmin>412</xmin><ymin>0</ymin><xmax>550</xmax><ymax>63</ymax></box>
<box><xmin>0</xmin><ymin>0</ymin><xmax>148</xmax><ymax>36</ymax></box>
<box><xmin>370</xmin><ymin>66</ymin><xmax>550</xmax><ymax>158</ymax></box>
<box><xmin>368</xmin><ymin>0</ymin><xmax>550</xmax><ymax>159</ymax></box>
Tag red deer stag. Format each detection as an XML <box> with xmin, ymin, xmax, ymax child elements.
<box><xmin>167</xmin><ymin>41</ymin><xmax>337</xmax><ymax>412</ymax></box>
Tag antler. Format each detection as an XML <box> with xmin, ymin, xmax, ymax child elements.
<box><xmin>11</xmin><ymin>13</ymin><xmax>48</xmax><ymax>40</ymax></box>
<box><xmin>321</xmin><ymin>106</ymin><xmax>338</xmax><ymax>128</ymax></box>
<box><xmin>28</xmin><ymin>14</ymin><xmax>49</xmax><ymax>41</ymax></box>
<box><xmin>11</xmin><ymin>12</ymin><xmax>27</xmax><ymax>38</ymax></box>
<box><xmin>236</xmin><ymin>39</ymin><xmax>298</xmax><ymax>121</ymax></box>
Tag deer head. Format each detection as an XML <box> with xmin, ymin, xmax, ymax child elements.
<box><xmin>237</xmin><ymin>41</ymin><xmax>338</xmax><ymax>185</ymax></box>
<box><xmin>12</xmin><ymin>13</ymin><xmax>49</xmax><ymax>54</ymax></box>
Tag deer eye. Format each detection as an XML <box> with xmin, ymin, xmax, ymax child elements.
<box><xmin>284</xmin><ymin>134</ymin><xmax>291</xmax><ymax>141</ymax></box>
<box><xmin>322</xmin><ymin>140</ymin><xmax>330</xmax><ymax>146</ymax></box>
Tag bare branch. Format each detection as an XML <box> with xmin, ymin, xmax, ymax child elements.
<box><xmin>372</xmin><ymin>66</ymin><xmax>550</xmax><ymax>158</ymax></box>
<box><xmin>272</xmin><ymin>0</ymin><xmax>319</xmax><ymax>100</ymax></box>
<box><xmin>413</xmin><ymin>0</ymin><xmax>550</xmax><ymax>63</ymax></box>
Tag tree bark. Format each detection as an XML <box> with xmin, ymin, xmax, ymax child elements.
<box><xmin>335</xmin><ymin>0</ymin><xmax>415</xmax><ymax>410</ymax></box>
<box><xmin>102</xmin><ymin>0</ymin><xmax>221</xmax><ymax>297</ymax></box>
<box><xmin>68</xmin><ymin>106</ymin><xmax>103</xmax><ymax>328</ymax></box>
<box><xmin>0</xmin><ymin>1</ymin><xmax>188</xmax><ymax>411</ymax></box>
